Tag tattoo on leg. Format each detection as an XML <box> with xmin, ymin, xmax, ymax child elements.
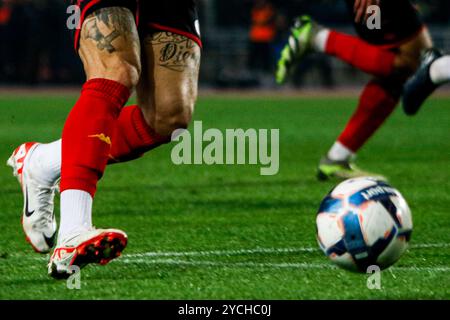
<box><xmin>147</xmin><ymin>32</ymin><xmax>201</xmax><ymax>72</ymax></box>
<box><xmin>82</xmin><ymin>7</ymin><xmax>138</xmax><ymax>53</ymax></box>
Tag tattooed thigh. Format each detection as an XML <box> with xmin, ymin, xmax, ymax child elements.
<box><xmin>146</xmin><ymin>32</ymin><xmax>201</xmax><ymax>73</ymax></box>
<box><xmin>78</xmin><ymin>7</ymin><xmax>141</xmax><ymax>88</ymax></box>
<box><xmin>81</xmin><ymin>7</ymin><xmax>139</xmax><ymax>53</ymax></box>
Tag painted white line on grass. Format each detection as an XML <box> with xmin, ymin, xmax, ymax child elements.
<box><xmin>6</xmin><ymin>246</ymin><xmax>318</xmax><ymax>261</ymax></box>
<box><xmin>124</xmin><ymin>242</ymin><xmax>450</xmax><ymax>259</ymax></box>
<box><xmin>117</xmin><ymin>258</ymin><xmax>450</xmax><ymax>272</ymax></box>
<box><xmin>127</xmin><ymin>242</ymin><xmax>449</xmax><ymax>259</ymax></box>
<box><xmin>119</xmin><ymin>258</ymin><xmax>334</xmax><ymax>269</ymax></box>
<box><xmin>7</xmin><ymin>242</ymin><xmax>450</xmax><ymax>262</ymax></box>
<box><xmin>393</xmin><ymin>266</ymin><xmax>450</xmax><ymax>272</ymax></box>
<box><xmin>410</xmin><ymin>243</ymin><xmax>450</xmax><ymax>249</ymax></box>
<box><xmin>125</xmin><ymin>246</ymin><xmax>318</xmax><ymax>259</ymax></box>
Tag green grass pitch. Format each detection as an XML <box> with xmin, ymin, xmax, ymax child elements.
<box><xmin>0</xmin><ymin>94</ymin><xmax>449</xmax><ymax>299</ymax></box>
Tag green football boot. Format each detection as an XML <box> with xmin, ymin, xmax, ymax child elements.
<box><xmin>317</xmin><ymin>156</ymin><xmax>387</xmax><ymax>182</ymax></box>
<box><xmin>276</xmin><ymin>15</ymin><xmax>322</xmax><ymax>84</ymax></box>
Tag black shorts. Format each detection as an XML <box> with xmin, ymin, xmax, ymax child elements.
<box><xmin>69</xmin><ymin>0</ymin><xmax>201</xmax><ymax>51</ymax></box>
<box><xmin>346</xmin><ymin>0</ymin><xmax>424</xmax><ymax>46</ymax></box>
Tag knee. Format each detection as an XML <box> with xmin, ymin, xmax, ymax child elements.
<box><xmin>152</xmin><ymin>96</ymin><xmax>195</xmax><ymax>136</ymax></box>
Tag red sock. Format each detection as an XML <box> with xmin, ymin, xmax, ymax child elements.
<box><xmin>60</xmin><ymin>79</ymin><xmax>130</xmax><ymax>197</ymax></box>
<box><xmin>325</xmin><ymin>30</ymin><xmax>396</xmax><ymax>78</ymax></box>
<box><xmin>338</xmin><ymin>80</ymin><xmax>401</xmax><ymax>152</ymax></box>
<box><xmin>108</xmin><ymin>105</ymin><xmax>170</xmax><ymax>163</ymax></box>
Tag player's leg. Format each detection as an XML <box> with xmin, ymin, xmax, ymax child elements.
<box><xmin>134</xmin><ymin>31</ymin><xmax>200</xmax><ymax>140</ymax></box>
<box><xmin>8</xmin><ymin>4</ymin><xmax>139</xmax><ymax>257</ymax></box>
<box><xmin>51</xmin><ymin>4</ymin><xmax>200</xmax><ymax>278</ymax></box>
<box><xmin>8</xmin><ymin>1</ymin><xmax>201</xmax><ymax>260</ymax></box>
<box><xmin>105</xmin><ymin>32</ymin><xmax>202</xmax><ymax>165</ymax></box>
<box><xmin>88</xmin><ymin>0</ymin><xmax>202</xmax><ymax>162</ymax></box>
<box><xmin>403</xmin><ymin>51</ymin><xmax>450</xmax><ymax>115</ymax></box>
<box><xmin>276</xmin><ymin>15</ymin><xmax>425</xmax><ymax>84</ymax></box>
<box><xmin>49</xmin><ymin>4</ymin><xmax>141</xmax><ymax>278</ymax></box>
<box><xmin>277</xmin><ymin>0</ymin><xmax>424</xmax><ymax>84</ymax></box>
<box><xmin>117</xmin><ymin>0</ymin><xmax>201</xmax><ymax>160</ymax></box>
<box><xmin>318</xmin><ymin>29</ymin><xmax>433</xmax><ymax>180</ymax></box>
<box><xmin>276</xmin><ymin>16</ymin><xmax>398</xmax><ymax>84</ymax></box>
<box><xmin>276</xmin><ymin>0</ymin><xmax>433</xmax><ymax>180</ymax></box>
<box><xmin>9</xmin><ymin>32</ymin><xmax>198</xmax><ymax>246</ymax></box>
<box><xmin>42</xmin><ymin>2</ymin><xmax>201</xmax><ymax>164</ymax></box>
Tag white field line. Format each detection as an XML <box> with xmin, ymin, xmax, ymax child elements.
<box><xmin>116</xmin><ymin>243</ymin><xmax>450</xmax><ymax>272</ymax></box>
<box><xmin>125</xmin><ymin>246</ymin><xmax>318</xmax><ymax>259</ymax></box>
<box><xmin>4</xmin><ymin>243</ymin><xmax>450</xmax><ymax>261</ymax></box>
<box><xmin>6</xmin><ymin>242</ymin><xmax>450</xmax><ymax>269</ymax></box>
<box><xmin>118</xmin><ymin>258</ymin><xmax>334</xmax><ymax>269</ymax></box>
<box><xmin>117</xmin><ymin>242</ymin><xmax>450</xmax><ymax>272</ymax></box>
<box><xmin>410</xmin><ymin>243</ymin><xmax>450</xmax><ymax>249</ymax></box>
<box><xmin>117</xmin><ymin>258</ymin><xmax>450</xmax><ymax>272</ymax></box>
<box><xmin>124</xmin><ymin>242</ymin><xmax>450</xmax><ymax>259</ymax></box>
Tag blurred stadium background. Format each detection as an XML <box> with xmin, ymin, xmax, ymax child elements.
<box><xmin>1</xmin><ymin>0</ymin><xmax>449</xmax><ymax>89</ymax></box>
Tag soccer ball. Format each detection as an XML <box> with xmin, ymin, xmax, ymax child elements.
<box><xmin>316</xmin><ymin>177</ymin><xmax>413</xmax><ymax>272</ymax></box>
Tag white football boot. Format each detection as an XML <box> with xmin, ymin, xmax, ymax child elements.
<box><xmin>7</xmin><ymin>142</ymin><xmax>58</xmax><ymax>253</ymax></box>
<box><xmin>48</xmin><ymin>228</ymin><xmax>128</xmax><ymax>279</ymax></box>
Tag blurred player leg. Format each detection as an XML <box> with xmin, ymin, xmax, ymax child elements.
<box><xmin>403</xmin><ymin>52</ymin><xmax>450</xmax><ymax>115</ymax></box>
<box><xmin>321</xmin><ymin>29</ymin><xmax>396</xmax><ymax>77</ymax></box>
<box><xmin>292</xmin><ymin>0</ymin><xmax>435</xmax><ymax>180</ymax></box>
<box><xmin>276</xmin><ymin>16</ymin><xmax>397</xmax><ymax>84</ymax></box>
<box><xmin>277</xmin><ymin>15</ymin><xmax>432</xmax><ymax>84</ymax></box>
<box><xmin>318</xmin><ymin>29</ymin><xmax>433</xmax><ymax>180</ymax></box>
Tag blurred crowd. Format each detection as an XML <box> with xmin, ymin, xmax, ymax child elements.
<box><xmin>0</xmin><ymin>0</ymin><xmax>82</xmax><ymax>85</ymax></box>
<box><xmin>0</xmin><ymin>0</ymin><xmax>448</xmax><ymax>86</ymax></box>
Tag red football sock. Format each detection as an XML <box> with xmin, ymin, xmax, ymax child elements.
<box><xmin>60</xmin><ymin>78</ymin><xmax>130</xmax><ymax>197</ymax></box>
<box><xmin>325</xmin><ymin>30</ymin><xmax>396</xmax><ymax>78</ymax></box>
<box><xmin>338</xmin><ymin>79</ymin><xmax>401</xmax><ymax>152</ymax></box>
<box><xmin>108</xmin><ymin>105</ymin><xmax>170</xmax><ymax>163</ymax></box>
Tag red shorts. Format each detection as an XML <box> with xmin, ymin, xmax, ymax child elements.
<box><xmin>69</xmin><ymin>0</ymin><xmax>201</xmax><ymax>51</ymax></box>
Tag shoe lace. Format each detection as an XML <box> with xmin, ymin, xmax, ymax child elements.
<box><xmin>32</xmin><ymin>183</ymin><xmax>58</xmax><ymax>230</ymax></box>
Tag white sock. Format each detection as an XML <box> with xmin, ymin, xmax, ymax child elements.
<box><xmin>313</xmin><ymin>29</ymin><xmax>330</xmax><ymax>53</ymax></box>
<box><xmin>327</xmin><ymin>141</ymin><xmax>354</xmax><ymax>162</ymax></box>
<box><xmin>429</xmin><ymin>56</ymin><xmax>450</xmax><ymax>85</ymax></box>
<box><xmin>58</xmin><ymin>190</ymin><xmax>93</xmax><ymax>244</ymax></box>
<box><xmin>29</xmin><ymin>139</ymin><xmax>61</xmax><ymax>186</ymax></box>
